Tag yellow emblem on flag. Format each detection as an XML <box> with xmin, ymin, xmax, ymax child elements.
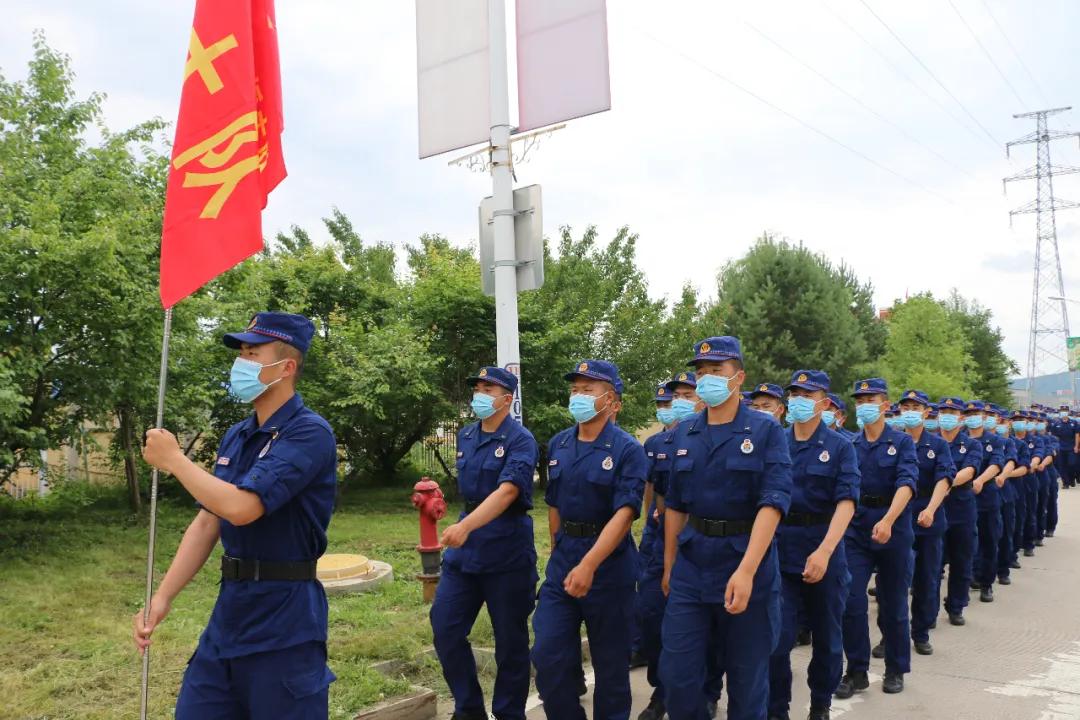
<box><xmin>173</xmin><ymin>112</ymin><xmax>261</xmax><ymax>219</ymax></box>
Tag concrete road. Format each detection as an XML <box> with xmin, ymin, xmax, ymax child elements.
<box><xmin>523</xmin><ymin>487</ymin><xmax>1080</xmax><ymax>719</ymax></box>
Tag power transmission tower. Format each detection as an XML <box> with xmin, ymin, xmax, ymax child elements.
<box><xmin>1004</xmin><ymin>107</ymin><xmax>1080</xmax><ymax>403</ymax></box>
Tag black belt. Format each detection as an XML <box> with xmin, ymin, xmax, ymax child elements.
<box><xmin>221</xmin><ymin>555</ymin><xmax>318</xmax><ymax>582</ymax></box>
<box><xmin>783</xmin><ymin>511</ymin><xmax>832</xmax><ymax>527</ymax></box>
<box><xmin>562</xmin><ymin>520</ymin><xmax>605</xmax><ymax>537</ymax></box>
<box><xmin>860</xmin><ymin>494</ymin><xmax>893</xmax><ymax>509</ymax></box>
<box><xmin>463</xmin><ymin>499</ymin><xmax>527</xmax><ymax>516</ymax></box>
<box><xmin>689</xmin><ymin>515</ymin><xmax>754</xmax><ymax>537</ymax></box>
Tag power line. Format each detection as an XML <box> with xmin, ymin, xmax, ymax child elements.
<box><xmin>817</xmin><ymin>0</ymin><xmax>990</xmax><ymax>151</ymax></box>
<box><xmin>857</xmin><ymin>0</ymin><xmax>1001</xmax><ymax>148</ymax></box>
<box><xmin>739</xmin><ymin>16</ymin><xmax>975</xmax><ymax>180</ymax></box>
<box><xmin>946</xmin><ymin>0</ymin><xmax>1026</xmax><ymax>107</ymax></box>
<box><xmin>978</xmin><ymin>0</ymin><xmax>1051</xmax><ymax>107</ymax></box>
<box><xmin>629</xmin><ymin>24</ymin><xmax>955</xmax><ymax>206</ymax></box>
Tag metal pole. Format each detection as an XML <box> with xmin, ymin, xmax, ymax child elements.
<box><xmin>488</xmin><ymin>0</ymin><xmax>523</xmax><ymax>422</ymax></box>
<box><xmin>139</xmin><ymin>307</ymin><xmax>173</xmax><ymax>719</ymax></box>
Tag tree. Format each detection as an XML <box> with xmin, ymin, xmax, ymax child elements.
<box><xmin>713</xmin><ymin>234</ymin><xmax>871</xmax><ymax>397</ymax></box>
<box><xmin>882</xmin><ymin>294</ymin><xmax>973</xmax><ymax>400</ymax></box>
<box><xmin>0</xmin><ymin>35</ymin><xmax>180</xmax><ymax>510</ymax></box>
<box><xmin>941</xmin><ymin>291</ymin><xmax>1019</xmax><ymax>406</ymax></box>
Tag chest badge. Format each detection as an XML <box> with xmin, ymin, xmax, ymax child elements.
<box><xmin>657</xmin><ymin>453</ymin><xmax>667</xmax><ymax>460</ymax></box>
<box><xmin>549</xmin><ymin>459</ymin><xmax>558</xmax><ymax>466</ymax></box>
<box><xmin>1029</xmin><ymin>443</ymin><xmax>1035</xmax><ymax>449</ymax></box>
<box><xmin>959</xmin><ymin>445</ymin><xmax>967</xmax><ymax>455</ymax></box>
<box><xmin>602</xmin><ymin>455</ymin><xmax>614</xmax><ymax>470</ymax></box>
<box><xmin>818</xmin><ymin>450</ymin><xmax>830</xmax><ymax>463</ymax></box>
<box><xmin>887</xmin><ymin>445</ymin><xmax>897</xmax><ymax>456</ymax></box>
<box><xmin>927</xmin><ymin>449</ymin><xmax>936</xmax><ymax>459</ymax></box>
<box><xmin>741</xmin><ymin>438</ymin><xmax>754</xmax><ymax>454</ymax></box>
<box><xmin>217</xmin><ymin>456</ymin><xmax>230</xmax><ymax>466</ymax></box>
<box><xmin>677</xmin><ymin>448</ymin><xmax>688</xmax><ymax>456</ymax></box>
<box><xmin>986</xmin><ymin>444</ymin><xmax>993</xmax><ymax>452</ymax></box>
<box><xmin>495</xmin><ymin>445</ymin><xmax>505</xmax><ymax>458</ymax></box>
<box><xmin>456</xmin><ymin>451</ymin><xmax>464</xmax><ymax>458</ymax></box>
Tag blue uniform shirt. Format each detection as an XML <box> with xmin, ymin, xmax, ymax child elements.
<box><xmin>642</xmin><ymin>429</ymin><xmax>676</xmax><ymax>559</ymax></box>
<box><xmin>665</xmin><ymin>405</ymin><xmax>792</xmax><ymax>600</ymax></box>
<box><xmin>776</xmin><ymin>422</ymin><xmax>860</xmax><ymax>574</ymax></box>
<box><xmin>447</xmin><ymin>415</ymin><xmax>538</xmax><ymax>574</ymax></box>
<box><xmin>1049</xmin><ymin>418</ymin><xmax>1076</xmax><ymax>453</ymax></box>
<box><xmin>910</xmin><ymin>430</ymin><xmax>956</xmax><ymax>535</ymax></box>
<box><xmin>973</xmin><ymin>432</ymin><xmax>1006</xmax><ymax>511</ymax></box>
<box><xmin>1001</xmin><ymin>437</ymin><xmax>1020</xmax><ymax>503</ymax></box>
<box><xmin>201</xmin><ymin>392</ymin><xmax>337</xmax><ymax>659</ymax></box>
<box><xmin>545</xmin><ymin>420</ymin><xmax>647</xmax><ymax>589</ymax></box>
<box><xmin>848</xmin><ymin>426</ymin><xmax>918</xmax><ymax>548</ymax></box>
<box><xmin>944</xmin><ymin>431</ymin><xmax>983</xmax><ymax>526</ymax></box>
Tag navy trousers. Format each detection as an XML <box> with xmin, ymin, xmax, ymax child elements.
<box><xmin>768</xmin><ymin>559</ymin><xmax>849</xmax><ymax>716</ymax></box>
<box><xmin>842</xmin><ymin>532</ymin><xmax>913</xmax><ymax>675</ymax></box>
<box><xmin>431</xmin><ymin>564</ymin><xmax>536</xmax><ymax>720</ymax></box>
<box><xmin>943</xmin><ymin>521</ymin><xmax>975</xmax><ymax>615</ymax></box>
<box><xmin>176</xmin><ymin>641</ymin><xmax>335</xmax><ymax>720</ymax></box>
<box><xmin>910</xmin><ymin>531</ymin><xmax>945</xmax><ymax>643</ymax></box>
<box><xmin>997</xmin><ymin>501</ymin><xmax>1016</xmax><ymax>579</ymax></box>
<box><xmin>975</xmin><ymin>509</ymin><xmax>1002</xmax><ymax>589</ymax></box>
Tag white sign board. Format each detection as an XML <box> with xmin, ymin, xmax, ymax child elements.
<box><xmin>516</xmin><ymin>0</ymin><xmax>611</xmax><ymax>132</ymax></box>
<box><xmin>416</xmin><ymin>0</ymin><xmax>491</xmax><ymax>158</ymax></box>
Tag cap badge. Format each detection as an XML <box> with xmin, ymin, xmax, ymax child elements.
<box><xmin>908</xmin><ymin>392</ymin><xmax>916</xmax><ymax>399</ymax></box>
<box><xmin>798</xmin><ymin>373</ymin><xmax>808</xmax><ymax>383</ymax></box>
<box><xmin>478</xmin><ymin>368</ymin><xmax>488</xmax><ymax>377</ymax></box>
<box><xmin>860</xmin><ymin>382</ymin><xmax>869</xmax><ymax>390</ymax></box>
<box><xmin>700</xmin><ymin>342</ymin><xmax>712</xmax><ymax>353</ymax></box>
<box><xmin>247</xmin><ymin>316</ymin><xmax>258</xmax><ymax>330</ymax></box>
<box><xmin>578</xmin><ymin>362</ymin><xmax>589</xmax><ymax>373</ymax></box>
<box><xmin>967</xmin><ymin>403</ymin><xmax>974</xmax><ymax>410</ymax></box>
<box><xmin>679</xmin><ymin>373</ymin><xmax>688</xmax><ymax>381</ymax></box>
<box><xmin>760</xmin><ymin>384</ymin><xmax>768</xmax><ymax>392</ymax></box>
<box><xmin>658</xmin><ymin>388</ymin><xmax>665</xmax><ymax>395</ymax></box>
<box><xmin>819</xmin><ymin>450</ymin><xmax>830</xmax><ymax>463</ymax></box>
<box><xmin>602</xmin><ymin>455</ymin><xmax>614</xmax><ymax>470</ymax></box>
<box><xmin>740</xmin><ymin>438</ymin><xmax>754</xmax><ymax>454</ymax></box>
<box><xmin>494</xmin><ymin>445</ymin><xmax>505</xmax><ymax>458</ymax></box>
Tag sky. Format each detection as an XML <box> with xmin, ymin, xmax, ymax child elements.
<box><xmin>3</xmin><ymin>0</ymin><xmax>1080</xmax><ymax>375</ymax></box>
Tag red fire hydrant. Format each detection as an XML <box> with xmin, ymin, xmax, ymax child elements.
<box><xmin>411</xmin><ymin>477</ymin><xmax>447</xmax><ymax>602</ymax></box>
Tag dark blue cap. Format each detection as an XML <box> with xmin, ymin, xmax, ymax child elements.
<box><xmin>963</xmin><ymin>399</ymin><xmax>985</xmax><ymax>412</ymax></box>
<box><xmin>927</xmin><ymin>404</ymin><xmax>939</xmax><ymax>415</ymax></box>
<box><xmin>467</xmin><ymin>366</ymin><xmax>518</xmax><ymax>394</ymax></box>
<box><xmin>827</xmin><ymin>393</ymin><xmax>846</xmax><ymax>412</ymax></box>
<box><xmin>899</xmin><ymin>389</ymin><xmax>931</xmax><ymax>407</ymax></box>
<box><xmin>887</xmin><ymin>404</ymin><xmax>898</xmax><ymax>414</ymax></box>
<box><xmin>750</xmin><ymin>382</ymin><xmax>784</xmax><ymax>400</ymax></box>
<box><xmin>666</xmin><ymin>371</ymin><xmax>697</xmax><ymax>391</ymax></box>
<box><xmin>688</xmin><ymin>336</ymin><xmax>742</xmax><ymax>366</ymax></box>
<box><xmin>655</xmin><ymin>382</ymin><xmax>670</xmax><ymax>403</ymax></box>
<box><xmin>1010</xmin><ymin>410</ymin><xmax>1026</xmax><ymax>420</ymax></box>
<box><xmin>223</xmin><ymin>312</ymin><xmax>315</xmax><ymax>354</ymax></box>
<box><xmin>786</xmin><ymin>369</ymin><xmax>830</xmax><ymax>393</ymax></box>
<box><xmin>565</xmin><ymin>359</ymin><xmax>621</xmax><ymax>388</ymax></box>
<box><xmin>938</xmin><ymin>396</ymin><xmax>964</xmax><ymax>411</ymax></box>
<box><xmin>852</xmin><ymin>377</ymin><xmax>888</xmax><ymax>397</ymax></box>
<box><xmin>740</xmin><ymin>391</ymin><xmax>753</xmax><ymax>405</ymax></box>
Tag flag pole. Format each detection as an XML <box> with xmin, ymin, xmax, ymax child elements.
<box><xmin>139</xmin><ymin>307</ymin><xmax>173</xmax><ymax>720</ymax></box>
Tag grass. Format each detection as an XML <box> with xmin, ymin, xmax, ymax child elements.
<box><xmin>0</xmin><ymin>479</ymin><xmax>581</xmax><ymax>720</ymax></box>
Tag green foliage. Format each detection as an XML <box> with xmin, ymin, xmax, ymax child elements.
<box><xmin>942</xmin><ymin>291</ymin><xmax>1019</xmax><ymax>406</ymax></box>
<box><xmin>883</xmin><ymin>294</ymin><xmax>974</xmax><ymax>399</ymax></box>
<box><xmin>714</xmin><ymin>234</ymin><xmax>873</xmax><ymax>396</ymax></box>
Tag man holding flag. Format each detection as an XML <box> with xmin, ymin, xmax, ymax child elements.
<box><xmin>130</xmin><ymin>0</ymin><xmax>315</xmax><ymax>716</ymax></box>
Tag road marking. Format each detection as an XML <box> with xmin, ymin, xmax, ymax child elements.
<box><xmin>985</xmin><ymin>641</ymin><xmax>1080</xmax><ymax>719</ymax></box>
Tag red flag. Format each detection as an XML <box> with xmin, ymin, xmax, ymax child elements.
<box><xmin>159</xmin><ymin>0</ymin><xmax>286</xmax><ymax>308</ymax></box>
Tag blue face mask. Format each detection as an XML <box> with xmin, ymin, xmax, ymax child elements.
<box><xmin>657</xmin><ymin>407</ymin><xmax>677</xmax><ymax>426</ymax></box>
<box><xmin>1037</xmin><ymin>422</ymin><xmax>1047</xmax><ymax>432</ymax></box>
<box><xmin>229</xmin><ymin>357</ymin><xmax>284</xmax><ymax>403</ymax></box>
<box><xmin>886</xmin><ymin>416</ymin><xmax>905</xmax><ymax>430</ymax></box>
<box><xmin>569</xmin><ymin>393</ymin><xmax>607</xmax><ymax>424</ymax></box>
<box><xmin>695</xmin><ymin>374</ymin><xmax>733</xmax><ymax>407</ymax></box>
<box><xmin>1013</xmin><ymin>421</ymin><xmax>1027</xmax><ymax>433</ymax></box>
<box><xmin>471</xmin><ymin>392</ymin><xmax>500</xmax><ymax>420</ymax></box>
<box><xmin>821</xmin><ymin>410</ymin><xmax>836</xmax><ymax>427</ymax></box>
<box><xmin>901</xmin><ymin>410</ymin><xmax>924</xmax><ymax>428</ymax></box>
<box><xmin>855</xmin><ymin>403</ymin><xmax>882</xmax><ymax>426</ymax></box>
<box><xmin>995</xmin><ymin>425</ymin><xmax>1009</xmax><ymax>436</ymax></box>
<box><xmin>671</xmin><ymin>398</ymin><xmax>697</xmax><ymax>421</ymax></box>
<box><xmin>924</xmin><ymin>418</ymin><xmax>939</xmax><ymax>431</ymax></box>
<box><xmin>937</xmin><ymin>414</ymin><xmax>960</xmax><ymax>431</ymax></box>
<box><xmin>984</xmin><ymin>417</ymin><xmax>997</xmax><ymax>430</ymax></box>
<box><xmin>787</xmin><ymin>395</ymin><xmax>819</xmax><ymax>424</ymax></box>
<box><xmin>964</xmin><ymin>415</ymin><xmax>984</xmax><ymax>430</ymax></box>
